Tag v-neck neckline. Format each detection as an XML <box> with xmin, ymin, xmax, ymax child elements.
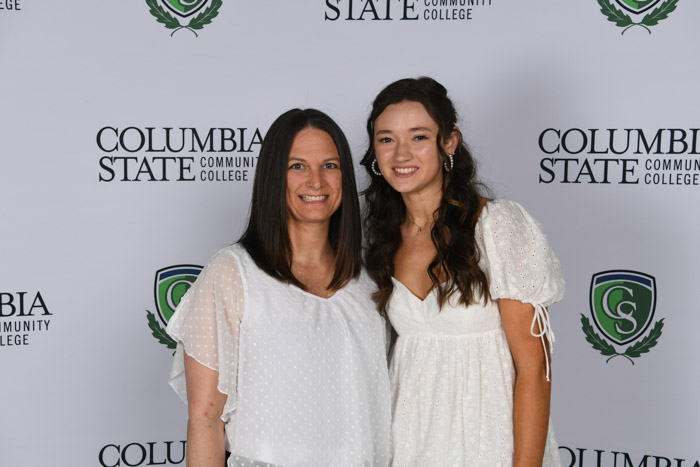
<box><xmin>391</xmin><ymin>276</ymin><xmax>437</xmax><ymax>303</ymax></box>
<box><xmin>390</xmin><ymin>199</ymin><xmax>496</xmax><ymax>305</ymax></box>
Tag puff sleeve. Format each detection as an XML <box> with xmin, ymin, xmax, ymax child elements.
<box><xmin>477</xmin><ymin>199</ymin><xmax>565</xmax><ymax>380</ymax></box>
<box><xmin>166</xmin><ymin>247</ymin><xmax>244</xmax><ymax>424</ymax></box>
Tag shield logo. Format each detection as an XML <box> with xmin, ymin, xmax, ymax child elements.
<box><xmin>154</xmin><ymin>265</ymin><xmax>203</xmax><ymax>326</ymax></box>
<box><xmin>590</xmin><ymin>270</ymin><xmax>656</xmax><ymax>345</ymax></box>
<box><xmin>614</xmin><ymin>0</ymin><xmax>663</xmax><ymax>14</ymax></box>
<box><xmin>160</xmin><ymin>0</ymin><xmax>209</xmax><ymax>18</ymax></box>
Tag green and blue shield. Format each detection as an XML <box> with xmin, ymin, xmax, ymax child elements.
<box><xmin>614</xmin><ymin>0</ymin><xmax>663</xmax><ymax>14</ymax></box>
<box><xmin>154</xmin><ymin>265</ymin><xmax>203</xmax><ymax>326</ymax></box>
<box><xmin>160</xmin><ymin>0</ymin><xmax>209</xmax><ymax>18</ymax></box>
<box><xmin>590</xmin><ymin>270</ymin><xmax>656</xmax><ymax>345</ymax></box>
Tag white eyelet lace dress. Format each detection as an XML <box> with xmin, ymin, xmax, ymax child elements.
<box><xmin>388</xmin><ymin>199</ymin><xmax>565</xmax><ymax>467</ymax></box>
<box><xmin>166</xmin><ymin>244</ymin><xmax>392</xmax><ymax>467</ymax></box>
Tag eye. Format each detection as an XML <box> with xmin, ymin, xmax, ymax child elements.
<box><xmin>413</xmin><ymin>134</ymin><xmax>428</xmax><ymax>141</ymax></box>
<box><xmin>289</xmin><ymin>162</ymin><xmax>303</xmax><ymax>170</ymax></box>
<box><xmin>323</xmin><ymin>162</ymin><xmax>340</xmax><ymax>169</ymax></box>
<box><xmin>377</xmin><ymin>137</ymin><xmax>394</xmax><ymax>144</ymax></box>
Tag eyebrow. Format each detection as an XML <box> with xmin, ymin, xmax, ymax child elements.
<box><xmin>288</xmin><ymin>156</ymin><xmax>340</xmax><ymax>163</ymax></box>
<box><xmin>375</xmin><ymin>126</ymin><xmax>433</xmax><ymax>135</ymax></box>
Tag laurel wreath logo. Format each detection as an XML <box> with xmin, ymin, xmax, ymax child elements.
<box><xmin>597</xmin><ymin>0</ymin><xmax>678</xmax><ymax>34</ymax></box>
<box><xmin>146</xmin><ymin>310</ymin><xmax>177</xmax><ymax>352</ymax></box>
<box><xmin>580</xmin><ymin>314</ymin><xmax>664</xmax><ymax>363</ymax></box>
<box><xmin>146</xmin><ymin>0</ymin><xmax>222</xmax><ymax>37</ymax></box>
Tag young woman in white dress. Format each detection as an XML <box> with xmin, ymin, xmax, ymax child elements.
<box><xmin>166</xmin><ymin>109</ymin><xmax>391</xmax><ymax>467</ymax></box>
<box><xmin>360</xmin><ymin>78</ymin><xmax>565</xmax><ymax>467</ymax></box>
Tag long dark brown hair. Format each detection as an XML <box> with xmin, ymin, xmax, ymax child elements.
<box><xmin>360</xmin><ymin>77</ymin><xmax>490</xmax><ymax>313</ymax></box>
<box><xmin>240</xmin><ymin>108</ymin><xmax>362</xmax><ymax>291</ymax></box>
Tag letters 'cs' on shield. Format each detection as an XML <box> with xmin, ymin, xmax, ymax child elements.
<box><xmin>161</xmin><ymin>0</ymin><xmax>209</xmax><ymax>18</ymax></box>
<box><xmin>154</xmin><ymin>265</ymin><xmax>203</xmax><ymax>327</ymax></box>
<box><xmin>614</xmin><ymin>0</ymin><xmax>663</xmax><ymax>14</ymax></box>
<box><xmin>590</xmin><ymin>270</ymin><xmax>656</xmax><ymax>346</ymax></box>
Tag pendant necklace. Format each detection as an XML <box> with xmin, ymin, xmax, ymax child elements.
<box><xmin>407</xmin><ymin>217</ymin><xmax>432</xmax><ymax>233</ymax></box>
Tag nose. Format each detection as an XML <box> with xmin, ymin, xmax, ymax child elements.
<box><xmin>395</xmin><ymin>138</ymin><xmax>411</xmax><ymax>162</ymax></box>
<box><xmin>307</xmin><ymin>168</ymin><xmax>323</xmax><ymax>189</ymax></box>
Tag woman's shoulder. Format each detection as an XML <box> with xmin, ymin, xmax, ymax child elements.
<box><xmin>477</xmin><ymin>198</ymin><xmax>565</xmax><ymax>305</ymax></box>
<box><xmin>338</xmin><ymin>268</ymin><xmax>374</xmax><ymax>295</ymax></box>
<box><xmin>478</xmin><ymin>198</ymin><xmax>545</xmax><ymax>236</ymax></box>
<box><xmin>205</xmin><ymin>244</ymin><xmax>243</xmax><ymax>269</ymax></box>
<box><xmin>192</xmin><ymin>244</ymin><xmax>252</xmax><ymax>288</ymax></box>
<box><xmin>479</xmin><ymin>198</ymin><xmax>528</xmax><ymax>220</ymax></box>
<box><xmin>357</xmin><ymin>268</ymin><xmax>378</xmax><ymax>292</ymax></box>
<box><xmin>338</xmin><ymin>269</ymin><xmax>379</xmax><ymax>305</ymax></box>
<box><xmin>345</xmin><ymin>270</ymin><xmax>385</xmax><ymax>323</ymax></box>
<box><xmin>476</xmin><ymin>197</ymin><xmax>559</xmax><ymax>271</ymax></box>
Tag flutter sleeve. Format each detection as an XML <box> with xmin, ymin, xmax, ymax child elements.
<box><xmin>166</xmin><ymin>247</ymin><xmax>244</xmax><ymax>424</ymax></box>
<box><xmin>477</xmin><ymin>199</ymin><xmax>565</xmax><ymax>381</ymax></box>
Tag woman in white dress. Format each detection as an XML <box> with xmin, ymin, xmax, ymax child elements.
<box><xmin>360</xmin><ymin>78</ymin><xmax>565</xmax><ymax>466</ymax></box>
<box><xmin>166</xmin><ymin>108</ymin><xmax>391</xmax><ymax>467</ymax></box>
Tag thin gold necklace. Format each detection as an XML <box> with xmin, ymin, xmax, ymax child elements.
<box><xmin>406</xmin><ymin>217</ymin><xmax>433</xmax><ymax>233</ymax></box>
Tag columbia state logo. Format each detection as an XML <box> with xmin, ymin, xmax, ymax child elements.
<box><xmin>581</xmin><ymin>270</ymin><xmax>664</xmax><ymax>363</ymax></box>
<box><xmin>146</xmin><ymin>265</ymin><xmax>202</xmax><ymax>350</ymax></box>
<box><xmin>145</xmin><ymin>0</ymin><xmax>222</xmax><ymax>37</ymax></box>
<box><xmin>597</xmin><ymin>0</ymin><xmax>679</xmax><ymax>34</ymax></box>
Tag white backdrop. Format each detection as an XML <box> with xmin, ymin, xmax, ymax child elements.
<box><xmin>1</xmin><ymin>1</ymin><xmax>698</xmax><ymax>466</ymax></box>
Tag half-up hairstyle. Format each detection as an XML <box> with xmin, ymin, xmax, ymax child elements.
<box><xmin>360</xmin><ymin>77</ymin><xmax>490</xmax><ymax>313</ymax></box>
<box><xmin>240</xmin><ymin>108</ymin><xmax>362</xmax><ymax>291</ymax></box>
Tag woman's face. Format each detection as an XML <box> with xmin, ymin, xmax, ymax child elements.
<box><xmin>285</xmin><ymin>127</ymin><xmax>343</xmax><ymax>228</ymax></box>
<box><xmin>373</xmin><ymin>101</ymin><xmax>454</xmax><ymax>198</ymax></box>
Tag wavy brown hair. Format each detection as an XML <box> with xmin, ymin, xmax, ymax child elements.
<box><xmin>360</xmin><ymin>77</ymin><xmax>490</xmax><ymax>313</ymax></box>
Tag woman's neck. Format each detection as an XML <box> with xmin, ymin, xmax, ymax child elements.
<box><xmin>401</xmin><ymin>186</ymin><xmax>442</xmax><ymax>228</ymax></box>
<box><xmin>287</xmin><ymin>220</ymin><xmax>333</xmax><ymax>266</ymax></box>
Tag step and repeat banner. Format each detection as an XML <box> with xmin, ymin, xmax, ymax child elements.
<box><xmin>1</xmin><ymin>1</ymin><xmax>698</xmax><ymax>466</ymax></box>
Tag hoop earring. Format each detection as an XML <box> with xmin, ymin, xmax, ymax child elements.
<box><xmin>371</xmin><ymin>159</ymin><xmax>382</xmax><ymax>177</ymax></box>
<box><xmin>444</xmin><ymin>153</ymin><xmax>454</xmax><ymax>172</ymax></box>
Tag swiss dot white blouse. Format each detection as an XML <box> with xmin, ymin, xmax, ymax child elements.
<box><xmin>167</xmin><ymin>244</ymin><xmax>391</xmax><ymax>467</ymax></box>
<box><xmin>388</xmin><ymin>199</ymin><xmax>565</xmax><ymax>467</ymax></box>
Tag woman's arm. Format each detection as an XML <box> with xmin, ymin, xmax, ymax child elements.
<box><xmin>499</xmin><ymin>298</ymin><xmax>552</xmax><ymax>467</ymax></box>
<box><xmin>184</xmin><ymin>353</ymin><xmax>228</xmax><ymax>467</ymax></box>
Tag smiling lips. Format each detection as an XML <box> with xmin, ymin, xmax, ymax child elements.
<box><xmin>393</xmin><ymin>166</ymin><xmax>418</xmax><ymax>176</ymax></box>
<box><xmin>300</xmin><ymin>195</ymin><xmax>329</xmax><ymax>202</ymax></box>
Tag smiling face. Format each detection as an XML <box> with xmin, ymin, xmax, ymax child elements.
<box><xmin>285</xmin><ymin>127</ymin><xmax>343</xmax><ymax>229</ymax></box>
<box><xmin>373</xmin><ymin>100</ymin><xmax>455</xmax><ymax>198</ymax></box>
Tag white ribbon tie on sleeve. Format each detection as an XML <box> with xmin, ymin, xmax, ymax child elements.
<box><xmin>528</xmin><ymin>303</ymin><xmax>555</xmax><ymax>382</ymax></box>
